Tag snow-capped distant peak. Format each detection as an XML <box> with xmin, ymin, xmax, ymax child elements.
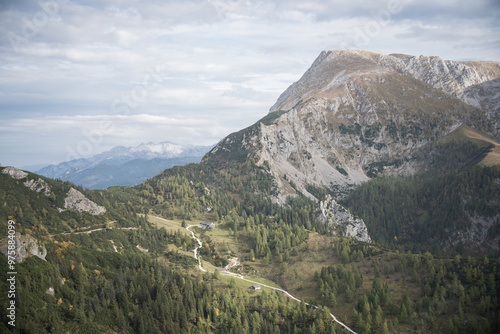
<box><xmin>37</xmin><ymin>141</ymin><xmax>215</xmax><ymax>181</ymax></box>
<box><xmin>130</xmin><ymin>142</ymin><xmax>184</xmax><ymax>156</ymax></box>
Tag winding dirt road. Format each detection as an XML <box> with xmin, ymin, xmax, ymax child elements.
<box><xmin>186</xmin><ymin>225</ymin><xmax>357</xmax><ymax>334</ymax></box>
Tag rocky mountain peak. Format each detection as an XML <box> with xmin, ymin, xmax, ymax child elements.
<box><xmin>129</xmin><ymin>141</ymin><xmax>184</xmax><ymax>156</ymax></box>
<box><xmin>37</xmin><ymin>141</ymin><xmax>213</xmax><ymax>189</ymax></box>
<box><xmin>207</xmin><ymin>50</ymin><xmax>500</xmax><ymax>204</ymax></box>
<box><xmin>271</xmin><ymin>50</ymin><xmax>500</xmax><ymax>120</ymax></box>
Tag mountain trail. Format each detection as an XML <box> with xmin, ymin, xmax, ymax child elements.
<box><xmin>186</xmin><ymin>225</ymin><xmax>357</xmax><ymax>334</ymax></box>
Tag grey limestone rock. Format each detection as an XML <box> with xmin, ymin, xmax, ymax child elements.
<box><xmin>2</xmin><ymin>166</ymin><xmax>28</xmax><ymax>180</ymax></box>
<box><xmin>0</xmin><ymin>233</ymin><xmax>47</xmax><ymax>262</ymax></box>
<box><xmin>218</xmin><ymin>50</ymin><xmax>499</xmax><ymax>203</ymax></box>
<box><xmin>24</xmin><ymin>178</ymin><xmax>51</xmax><ymax>196</ymax></box>
<box><xmin>64</xmin><ymin>188</ymin><xmax>106</xmax><ymax>215</ymax></box>
<box><xmin>318</xmin><ymin>195</ymin><xmax>371</xmax><ymax>242</ymax></box>
<box><xmin>2</xmin><ymin>166</ymin><xmax>52</xmax><ymax>196</ymax></box>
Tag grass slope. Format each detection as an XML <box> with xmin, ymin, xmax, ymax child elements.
<box><xmin>446</xmin><ymin>125</ymin><xmax>500</xmax><ymax>166</ymax></box>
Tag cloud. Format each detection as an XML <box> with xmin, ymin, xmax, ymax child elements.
<box><xmin>0</xmin><ymin>0</ymin><xmax>499</xmax><ymax>167</ymax></box>
<box><xmin>0</xmin><ymin>113</ymin><xmax>243</xmax><ymax>165</ymax></box>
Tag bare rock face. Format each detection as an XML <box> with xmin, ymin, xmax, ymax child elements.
<box><xmin>271</xmin><ymin>51</ymin><xmax>500</xmax><ymax>113</ymax></box>
<box><xmin>2</xmin><ymin>166</ymin><xmax>52</xmax><ymax>196</ymax></box>
<box><xmin>445</xmin><ymin>212</ymin><xmax>500</xmax><ymax>253</ymax></box>
<box><xmin>318</xmin><ymin>195</ymin><xmax>371</xmax><ymax>242</ymax></box>
<box><xmin>24</xmin><ymin>178</ymin><xmax>51</xmax><ymax>196</ymax></box>
<box><xmin>204</xmin><ymin>50</ymin><xmax>499</xmax><ymax>203</ymax></box>
<box><xmin>2</xmin><ymin>166</ymin><xmax>28</xmax><ymax>180</ymax></box>
<box><xmin>0</xmin><ymin>233</ymin><xmax>47</xmax><ymax>262</ymax></box>
<box><xmin>64</xmin><ymin>188</ymin><xmax>106</xmax><ymax>215</ymax></box>
<box><xmin>391</xmin><ymin>54</ymin><xmax>500</xmax><ymax>124</ymax></box>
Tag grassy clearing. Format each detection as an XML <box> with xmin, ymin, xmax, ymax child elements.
<box><xmin>148</xmin><ymin>216</ymin><xmax>284</xmax><ymax>293</ymax></box>
<box><xmin>201</xmin><ymin>224</ymin><xmax>249</xmax><ymax>257</ymax></box>
<box><xmin>146</xmin><ymin>214</ymin><xmax>191</xmax><ymax>235</ymax></box>
<box><xmin>253</xmin><ymin>232</ymin><xmax>338</xmax><ymax>301</ymax></box>
<box><xmin>244</xmin><ymin>231</ymin><xmax>426</xmax><ymax>325</ymax></box>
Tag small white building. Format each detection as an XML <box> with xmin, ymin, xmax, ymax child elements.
<box><xmin>250</xmin><ymin>285</ymin><xmax>261</xmax><ymax>290</ymax></box>
<box><xmin>199</xmin><ymin>222</ymin><xmax>215</xmax><ymax>229</ymax></box>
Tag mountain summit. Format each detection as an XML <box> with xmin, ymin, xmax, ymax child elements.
<box><xmin>38</xmin><ymin>141</ymin><xmax>213</xmax><ymax>189</ymax></box>
<box><xmin>270</xmin><ymin>50</ymin><xmax>500</xmax><ymax>120</ymax></box>
<box><xmin>204</xmin><ymin>50</ymin><xmax>500</xmax><ymax>203</ymax></box>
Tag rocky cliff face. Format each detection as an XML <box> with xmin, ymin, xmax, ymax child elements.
<box><xmin>318</xmin><ymin>195</ymin><xmax>371</xmax><ymax>242</ymax></box>
<box><xmin>206</xmin><ymin>50</ymin><xmax>500</xmax><ymax>203</ymax></box>
<box><xmin>390</xmin><ymin>54</ymin><xmax>500</xmax><ymax>125</ymax></box>
<box><xmin>271</xmin><ymin>51</ymin><xmax>500</xmax><ymax>133</ymax></box>
<box><xmin>0</xmin><ymin>233</ymin><xmax>47</xmax><ymax>262</ymax></box>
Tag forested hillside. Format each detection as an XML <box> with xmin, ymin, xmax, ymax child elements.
<box><xmin>0</xmin><ymin>166</ymin><xmax>338</xmax><ymax>333</ymax></box>
<box><xmin>104</xmin><ymin>156</ymin><xmax>500</xmax><ymax>333</ymax></box>
<box><xmin>342</xmin><ymin>138</ymin><xmax>500</xmax><ymax>255</ymax></box>
<box><xmin>2</xmin><ymin>143</ymin><xmax>500</xmax><ymax>333</ymax></box>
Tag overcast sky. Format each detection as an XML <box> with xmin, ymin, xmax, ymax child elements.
<box><xmin>1</xmin><ymin>0</ymin><xmax>499</xmax><ymax>168</ymax></box>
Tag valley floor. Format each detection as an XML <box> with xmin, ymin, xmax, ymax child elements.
<box><xmin>184</xmin><ymin>223</ymin><xmax>357</xmax><ymax>334</ymax></box>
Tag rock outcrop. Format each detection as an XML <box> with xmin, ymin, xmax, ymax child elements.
<box><xmin>390</xmin><ymin>54</ymin><xmax>500</xmax><ymax>125</ymax></box>
<box><xmin>445</xmin><ymin>212</ymin><xmax>500</xmax><ymax>253</ymax></box>
<box><xmin>2</xmin><ymin>166</ymin><xmax>28</xmax><ymax>180</ymax></box>
<box><xmin>318</xmin><ymin>195</ymin><xmax>371</xmax><ymax>242</ymax></box>
<box><xmin>64</xmin><ymin>188</ymin><xmax>106</xmax><ymax>215</ymax></box>
<box><xmin>2</xmin><ymin>166</ymin><xmax>52</xmax><ymax>196</ymax></box>
<box><xmin>271</xmin><ymin>50</ymin><xmax>500</xmax><ymax>135</ymax></box>
<box><xmin>0</xmin><ymin>233</ymin><xmax>47</xmax><ymax>262</ymax></box>
<box><xmin>46</xmin><ymin>287</ymin><xmax>55</xmax><ymax>296</ymax></box>
<box><xmin>24</xmin><ymin>178</ymin><xmax>51</xmax><ymax>197</ymax></box>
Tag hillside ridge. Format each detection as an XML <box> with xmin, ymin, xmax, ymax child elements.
<box><xmin>271</xmin><ymin>50</ymin><xmax>500</xmax><ymax>127</ymax></box>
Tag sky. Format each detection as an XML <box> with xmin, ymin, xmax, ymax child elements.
<box><xmin>1</xmin><ymin>0</ymin><xmax>499</xmax><ymax>168</ymax></box>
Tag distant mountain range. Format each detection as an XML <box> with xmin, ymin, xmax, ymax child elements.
<box><xmin>37</xmin><ymin>142</ymin><xmax>213</xmax><ymax>189</ymax></box>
